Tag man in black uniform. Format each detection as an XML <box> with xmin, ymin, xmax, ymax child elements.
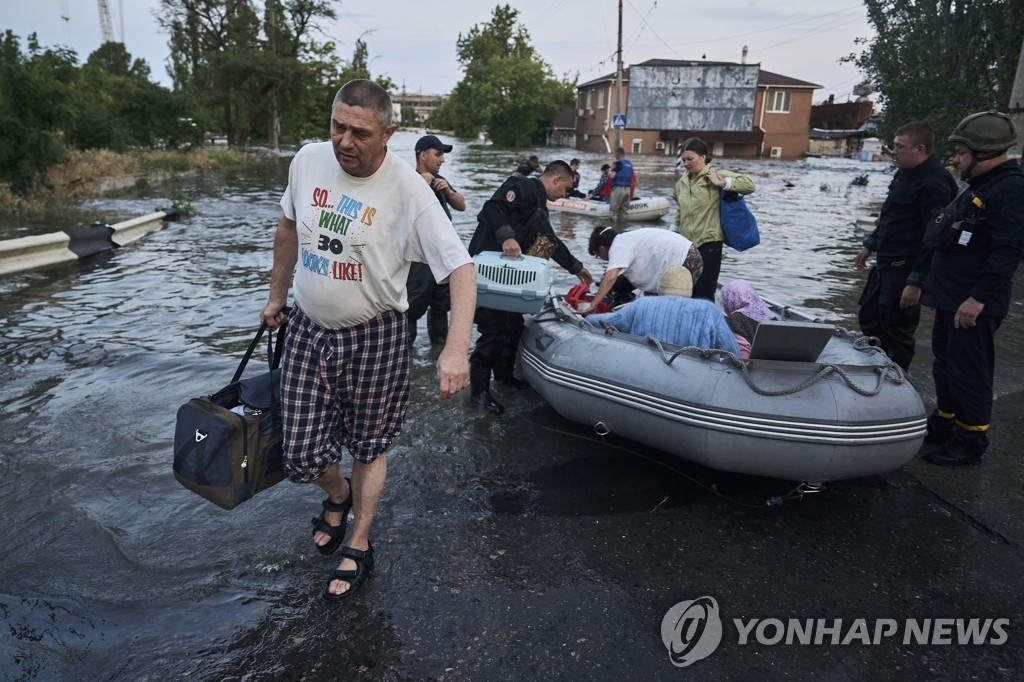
<box><xmin>920</xmin><ymin>111</ymin><xmax>1024</xmax><ymax>465</ymax></box>
<box><xmin>468</xmin><ymin>160</ymin><xmax>594</xmax><ymax>414</ymax></box>
<box><xmin>405</xmin><ymin>134</ymin><xmax>466</xmax><ymax>345</ymax></box>
<box><xmin>854</xmin><ymin>121</ymin><xmax>957</xmax><ymax>372</ymax></box>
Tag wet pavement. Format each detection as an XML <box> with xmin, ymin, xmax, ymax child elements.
<box><xmin>197</xmin><ymin>348</ymin><xmax>1024</xmax><ymax>681</ymax></box>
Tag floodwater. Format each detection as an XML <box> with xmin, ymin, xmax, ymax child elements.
<box><xmin>2</xmin><ymin>132</ymin><xmax>1023</xmax><ymax>680</ymax></box>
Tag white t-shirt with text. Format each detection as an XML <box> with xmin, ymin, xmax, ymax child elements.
<box><xmin>280</xmin><ymin>143</ymin><xmax>471</xmax><ymax>329</ymax></box>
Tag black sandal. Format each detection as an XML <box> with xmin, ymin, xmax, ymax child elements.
<box><xmin>322</xmin><ymin>543</ymin><xmax>375</xmax><ymax>602</ymax></box>
<box><xmin>311</xmin><ymin>477</ymin><xmax>352</xmax><ymax>556</ymax></box>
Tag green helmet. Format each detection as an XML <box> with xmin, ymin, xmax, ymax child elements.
<box><xmin>947</xmin><ymin>110</ymin><xmax>1018</xmax><ymax>155</ymax></box>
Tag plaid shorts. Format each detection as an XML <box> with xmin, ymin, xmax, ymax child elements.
<box><xmin>281</xmin><ymin>306</ymin><xmax>410</xmax><ymax>483</ymax></box>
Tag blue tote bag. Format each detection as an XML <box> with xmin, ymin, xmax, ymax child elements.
<box><xmin>718</xmin><ymin>189</ymin><xmax>760</xmax><ymax>252</ymax></box>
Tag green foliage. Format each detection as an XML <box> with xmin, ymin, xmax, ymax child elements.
<box><xmin>432</xmin><ymin>5</ymin><xmax>576</xmax><ymax>147</ymax></box>
<box><xmin>846</xmin><ymin>0</ymin><xmax>1024</xmax><ymax>144</ymax></box>
<box><xmin>0</xmin><ymin>2</ymin><xmax>399</xmax><ymax>193</ymax></box>
<box><xmin>0</xmin><ymin>32</ymin><xmax>76</xmax><ymax>192</ymax></box>
<box><xmin>284</xmin><ymin>37</ymin><xmax>397</xmax><ymax>142</ymax></box>
<box><xmin>398</xmin><ymin>104</ymin><xmax>416</xmax><ymax>128</ymax></box>
<box><xmin>0</xmin><ymin>30</ymin><xmax>205</xmax><ymax>193</ymax></box>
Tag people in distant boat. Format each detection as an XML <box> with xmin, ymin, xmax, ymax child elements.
<box><xmin>585</xmin><ymin>266</ymin><xmax>740</xmax><ymax>354</ymax></box>
<box><xmin>720</xmin><ymin>279</ymin><xmax>778</xmax><ymax>359</ymax></box>
<box><xmin>580</xmin><ymin>226</ymin><xmax>704</xmax><ymax>313</ymax></box>
<box><xmin>468</xmin><ymin>160</ymin><xmax>594</xmax><ymax>415</ymax></box>
<box><xmin>608</xmin><ymin>147</ymin><xmax>634</xmax><ymax>229</ymax></box>
<box><xmin>586</xmin><ymin>164</ymin><xmax>613</xmax><ymax>201</ymax></box>
<box><xmin>920</xmin><ymin>110</ymin><xmax>1024</xmax><ymax>466</ymax></box>
<box><xmin>853</xmin><ymin>121</ymin><xmax>958</xmax><ymax>372</ymax></box>
<box><xmin>405</xmin><ymin>134</ymin><xmax>467</xmax><ymax>346</ymax></box>
<box><xmin>514</xmin><ymin>155</ymin><xmax>541</xmax><ymax>177</ymax></box>
<box><xmin>565</xmin><ymin>158</ymin><xmax>587</xmax><ymax>198</ymax></box>
<box><xmin>673</xmin><ymin>137</ymin><xmax>756</xmax><ymax>301</ymax></box>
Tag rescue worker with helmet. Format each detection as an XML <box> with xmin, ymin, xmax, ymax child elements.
<box><xmin>919</xmin><ymin>111</ymin><xmax>1024</xmax><ymax>465</ymax></box>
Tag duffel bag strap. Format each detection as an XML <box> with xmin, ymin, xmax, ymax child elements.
<box><xmin>231</xmin><ymin>307</ymin><xmax>290</xmax><ymax>383</ymax></box>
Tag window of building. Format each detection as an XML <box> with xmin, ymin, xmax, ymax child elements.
<box><xmin>766</xmin><ymin>90</ymin><xmax>791</xmax><ymax>113</ymax></box>
<box><xmin>586</xmin><ymin>90</ymin><xmax>593</xmax><ymax>110</ymax></box>
<box><xmin>597</xmin><ymin>89</ymin><xmax>605</xmax><ymax>109</ymax></box>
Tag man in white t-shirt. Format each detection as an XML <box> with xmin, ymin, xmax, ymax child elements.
<box><xmin>580</xmin><ymin>226</ymin><xmax>704</xmax><ymax>314</ymax></box>
<box><xmin>260</xmin><ymin>80</ymin><xmax>476</xmax><ymax>602</ymax></box>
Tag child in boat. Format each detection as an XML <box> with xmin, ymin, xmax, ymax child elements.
<box><xmin>585</xmin><ymin>267</ymin><xmax>740</xmax><ymax>354</ymax></box>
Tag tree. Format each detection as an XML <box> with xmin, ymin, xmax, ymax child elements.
<box><xmin>401</xmin><ymin>104</ymin><xmax>418</xmax><ymax>128</ymax></box>
<box><xmin>846</xmin><ymin>0</ymin><xmax>1024</xmax><ymax>144</ymax></box>
<box><xmin>432</xmin><ymin>5</ymin><xmax>576</xmax><ymax>147</ymax></box>
<box><xmin>0</xmin><ymin>32</ymin><xmax>78</xmax><ymax>191</ymax></box>
<box><xmin>284</xmin><ymin>36</ymin><xmax>398</xmax><ymax>143</ymax></box>
<box><xmin>74</xmin><ymin>42</ymin><xmax>204</xmax><ymax>151</ymax></box>
<box><xmin>158</xmin><ymin>0</ymin><xmax>337</xmax><ymax>147</ymax></box>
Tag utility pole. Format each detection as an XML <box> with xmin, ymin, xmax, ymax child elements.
<box><xmin>614</xmin><ymin>0</ymin><xmax>623</xmax><ymax>151</ymax></box>
<box><xmin>267</xmin><ymin>1</ymin><xmax>280</xmax><ymax>154</ymax></box>
<box><xmin>1010</xmin><ymin>35</ymin><xmax>1024</xmax><ymax>159</ymax></box>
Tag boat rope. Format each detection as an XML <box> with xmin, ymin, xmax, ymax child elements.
<box><xmin>539</xmin><ymin>297</ymin><xmax>911</xmax><ymax>397</ymax></box>
<box><xmin>636</xmin><ymin>332</ymin><xmax>910</xmax><ymax>397</ymax></box>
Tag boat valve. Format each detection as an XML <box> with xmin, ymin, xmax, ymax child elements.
<box><xmin>593</xmin><ymin>421</ymin><xmax>610</xmax><ymax>437</ymax></box>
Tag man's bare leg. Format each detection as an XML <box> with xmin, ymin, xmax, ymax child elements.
<box><xmin>326</xmin><ymin>454</ymin><xmax>386</xmax><ymax>597</ymax></box>
<box><xmin>312</xmin><ymin>462</ymin><xmax>351</xmax><ymax>550</ymax></box>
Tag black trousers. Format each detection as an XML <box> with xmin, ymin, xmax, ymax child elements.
<box><xmin>470</xmin><ymin>306</ymin><xmax>524</xmax><ymax>382</ymax></box>
<box><xmin>692</xmin><ymin>241</ymin><xmax>723</xmax><ymax>301</ymax></box>
<box><xmin>931</xmin><ymin>309</ymin><xmax>1000</xmax><ymax>446</ymax></box>
<box><xmin>406</xmin><ymin>262</ymin><xmax>450</xmax><ymax>343</ymax></box>
<box><xmin>857</xmin><ymin>265</ymin><xmax>921</xmax><ymax>372</ymax></box>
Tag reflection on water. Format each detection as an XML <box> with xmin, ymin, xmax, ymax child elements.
<box><xmin>1</xmin><ymin>132</ymin><xmax>1022</xmax><ymax>678</ymax></box>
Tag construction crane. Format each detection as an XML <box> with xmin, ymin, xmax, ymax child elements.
<box><xmin>97</xmin><ymin>0</ymin><xmax>114</xmax><ymax>43</ymax></box>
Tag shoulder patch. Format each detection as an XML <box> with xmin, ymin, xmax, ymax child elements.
<box><xmin>505</xmin><ymin>190</ymin><xmax>516</xmax><ymax>202</ymax></box>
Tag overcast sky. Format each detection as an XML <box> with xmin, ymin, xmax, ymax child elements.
<box><xmin>5</xmin><ymin>0</ymin><xmax>876</xmax><ymax>103</ymax></box>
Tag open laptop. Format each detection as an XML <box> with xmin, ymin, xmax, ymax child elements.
<box><xmin>748</xmin><ymin>320</ymin><xmax>835</xmax><ymax>362</ymax></box>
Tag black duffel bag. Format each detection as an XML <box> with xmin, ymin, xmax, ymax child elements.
<box><xmin>173</xmin><ymin>314</ymin><xmax>288</xmax><ymax>510</ymax></box>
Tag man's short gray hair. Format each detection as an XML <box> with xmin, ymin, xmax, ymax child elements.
<box><xmin>333</xmin><ymin>79</ymin><xmax>393</xmax><ymax>130</ymax></box>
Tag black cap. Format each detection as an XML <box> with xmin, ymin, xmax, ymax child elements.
<box><xmin>528</xmin><ymin>155</ymin><xmax>539</xmax><ymax>162</ymax></box>
<box><xmin>570</xmin><ymin>158</ymin><xmax>580</xmax><ymax>165</ymax></box>
<box><xmin>416</xmin><ymin>134</ymin><xmax>453</xmax><ymax>153</ymax></box>
<box><xmin>601</xmin><ymin>163</ymin><xmax>610</xmax><ymax>170</ymax></box>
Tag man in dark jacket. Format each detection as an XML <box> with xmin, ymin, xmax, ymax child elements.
<box><xmin>468</xmin><ymin>160</ymin><xmax>593</xmax><ymax>414</ymax></box>
<box><xmin>854</xmin><ymin>121</ymin><xmax>957</xmax><ymax>372</ymax></box>
<box><xmin>920</xmin><ymin>111</ymin><xmax>1024</xmax><ymax>465</ymax></box>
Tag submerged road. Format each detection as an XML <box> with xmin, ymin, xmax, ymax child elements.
<box><xmin>206</xmin><ymin>350</ymin><xmax>1024</xmax><ymax>681</ymax></box>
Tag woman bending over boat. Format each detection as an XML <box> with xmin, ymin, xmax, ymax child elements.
<box><xmin>582</xmin><ymin>226</ymin><xmax>704</xmax><ymax>313</ymax></box>
<box><xmin>585</xmin><ymin>267</ymin><xmax>740</xmax><ymax>354</ymax></box>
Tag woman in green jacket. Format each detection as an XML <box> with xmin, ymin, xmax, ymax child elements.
<box><xmin>672</xmin><ymin>137</ymin><xmax>755</xmax><ymax>300</ymax></box>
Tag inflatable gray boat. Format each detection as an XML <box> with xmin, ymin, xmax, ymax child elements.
<box><xmin>518</xmin><ymin>297</ymin><xmax>927</xmax><ymax>484</ymax></box>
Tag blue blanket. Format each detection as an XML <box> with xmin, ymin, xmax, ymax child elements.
<box><xmin>586</xmin><ymin>297</ymin><xmax>740</xmax><ymax>355</ymax></box>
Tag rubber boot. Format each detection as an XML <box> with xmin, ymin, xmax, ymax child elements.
<box><xmin>926</xmin><ymin>428</ymin><xmax>987</xmax><ymax>466</ymax></box>
<box><xmin>470</xmin><ymin>368</ymin><xmax>504</xmax><ymax>415</ymax></box>
<box><xmin>924</xmin><ymin>410</ymin><xmax>955</xmax><ymax>446</ymax></box>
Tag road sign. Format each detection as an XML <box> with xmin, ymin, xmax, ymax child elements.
<box><xmin>612</xmin><ymin>113</ymin><xmax>627</xmax><ymax>129</ymax></box>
